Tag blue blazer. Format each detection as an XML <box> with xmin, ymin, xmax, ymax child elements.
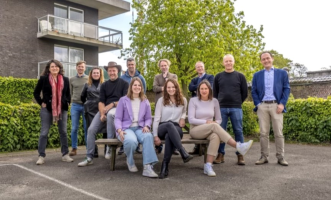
<box><xmin>188</xmin><ymin>73</ymin><xmax>214</xmax><ymax>97</ymax></box>
<box><xmin>251</xmin><ymin>68</ymin><xmax>290</xmax><ymax>112</ymax></box>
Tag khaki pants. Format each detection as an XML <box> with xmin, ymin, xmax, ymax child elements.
<box><xmin>190</xmin><ymin>123</ymin><xmax>232</xmax><ymax>157</ymax></box>
<box><xmin>257</xmin><ymin>103</ymin><xmax>284</xmax><ymax>159</ymax></box>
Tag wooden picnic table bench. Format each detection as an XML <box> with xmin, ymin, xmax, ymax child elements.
<box><xmin>95</xmin><ymin>138</ymin><xmax>209</xmax><ymax>171</ymax></box>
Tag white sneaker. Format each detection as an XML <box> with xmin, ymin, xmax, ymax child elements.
<box><xmin>36</xmin><ymin>156</ymin><xmax>45</xmax><ymax>165</ymax></box>
<box><xmin>127</xmin><ymin>159</ymin><xmax>138</xmax><ymax>172</ymax></box>
<box><xmin>62</xmin><ymin>154</ymin><xmax>74</xmax><ymax>162</ymax></box>
<box><xmin>105</xmin><ymin>146</ymin><xmax>111</xmax><ymax>160</ymax></box>
<box><xmin>78</xmin><ymin>157</ymin><xmax>93</xmax><ymax>167</ymax></box>
<box><xmin>236</xmin><ymin>140</ymin><xmax>253</xmax><ymax>156</ymax></box>
<box><xmin>142</xmin><ymin>164</ymin><xmax>158</xmax><ymax>178</ymax></box>
<box><xmin>204</xmin><ymin>163</ymin><xmax>216</xmax><ymax>177</ymax></box>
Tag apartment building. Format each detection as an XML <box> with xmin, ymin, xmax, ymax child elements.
<box><xmin>0</xmin><ymin>0</ymin><xmax>130</xmax><ymax>78</ymax></box>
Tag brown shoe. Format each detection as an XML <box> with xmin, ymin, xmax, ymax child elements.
<box><xmin>237</xmin><ymin>154</ymin><xmax>245</xmax><ymax>165</ymax></box>
<box><xmin>69</xmin><ymin>148</ymin><xmax>77</xmax><ymax>156</ymax></box>
<box><xmin>213</xmin><ymin>153</ymin><xmax>224</xmax><ymax>164</ymax></box>
<box><xmin>278</xmin><ymin>158</ymin><xmax>288</xmax><ymax>166</ymax></box>
<box><xmin>255</xmin><ymin>156</ymin><xmax>268</xmax><ymax>165</ymax></box>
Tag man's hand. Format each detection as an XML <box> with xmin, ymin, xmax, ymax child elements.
<box><xmin>154</xmin><ymin>136</ymin><xmax>161</xmax><ymax>146</ymax></box>
<box><xmin>103</xmin><ymin>104</ymin><xmax>113</xmax><ymax>113</ymax></box>
<box><xmin>277</xmin><ymin>104</ymin><xmax>284</xmax><ymax>114</ymax></box>
<box><xmin>179</xmin><ymin>118</ymin><xmax>185</xmax><ymax>127</ymax></box>
<box><xmin>100</xmin><ymin>114</ymin><xmax>107</xmax><ymax>122</ymax></box>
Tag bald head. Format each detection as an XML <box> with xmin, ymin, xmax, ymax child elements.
<box><xmin>223</xmin><ymin>54</ymin><xmax>235</xmax><ymax>73</ymax></box>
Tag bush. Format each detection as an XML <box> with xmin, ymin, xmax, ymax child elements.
<box><xmin>0</xmin><ymin>76</ymin><xmax>37</xmax><ymax>105</ymax></box>
<box><xmin>0</xmin><ymin>103</ymin><xmax>85</xmax><ymax>152</ymax></box>
<box><xmin>284</xmin><ymin>97</ymin><xmax>331</xmax><ymax>143</ymax></box>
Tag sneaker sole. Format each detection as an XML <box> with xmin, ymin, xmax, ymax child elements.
<box><xmin>142</xmin><ymin>173</ymin><xmax>158</xmax><ymax>178</ymax></box>
<box><xmin>78</xmin><ymin>162</ymin><xmax>93</xmax><ymax>167</ymax></box>
<box><xmin>255</xmin><ymin>160</ymin><xmax>268</xmax><ymax>165</ymax></box>
<box><xmin>204</xmin><ymin>171</ymin><xmax>216</xmax><ymax>177</ymax></box>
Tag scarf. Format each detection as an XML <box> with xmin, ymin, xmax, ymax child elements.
<box><xmin>49</xmin><ymin>74</ymin><xmax>64</xmax><ymax>123</ymax></box>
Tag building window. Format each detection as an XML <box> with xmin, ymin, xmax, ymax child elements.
<box><xmin>54</xmin><ymin>3</ymin><xmax>84</xmax><ymax>22</ymax></box>
<box><xmin>54</xmin><ymin>45</ymin><xmax>84</xmax><ymax>63</ymax></box>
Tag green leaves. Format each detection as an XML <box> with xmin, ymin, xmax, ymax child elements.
<box><xmin>122</xmin><ymin>0</ymin><xmax>265</xmax><ymax>96</ymax></box>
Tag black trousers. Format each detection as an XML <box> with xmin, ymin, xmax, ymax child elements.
<box><xmin>158</xmin><ymin>122</ymin><xmax>183</xmax><ymax>163</ymax></box>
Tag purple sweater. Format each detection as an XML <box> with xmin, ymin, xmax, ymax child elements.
<box><xmin>114</xmin><ymin>96</ymin><xmax>152</xmax><ymax>135</ymax></box>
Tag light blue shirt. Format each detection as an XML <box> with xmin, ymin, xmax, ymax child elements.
<box><xmin>262</xmin><ymin>67</ymin><xmax>276</xmax><ymax>101</ymax></box>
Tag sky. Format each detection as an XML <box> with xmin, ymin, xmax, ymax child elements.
<box><xmin>99</xmin><ymin>0</ymin><xmax>331</xmax><ymax>71</ymax></box>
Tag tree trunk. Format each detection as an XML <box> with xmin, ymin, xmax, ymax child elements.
<box><xmin>181</xmin><ymin>80</ymin><xmax>188</xmax><ymax>98</ymax></box>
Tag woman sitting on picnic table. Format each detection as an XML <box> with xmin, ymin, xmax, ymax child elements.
<box><xmin>188</xmin><ymin>80</ymin><xmax>253</xmax><ymax>177</ymax></box>
<box><xmin>114</xmin><ymin>77</ymin><xmax>159</xmax><ymax>177</ymax></box>
<box><xmin>81</xmin><ymin>67</ymin><xmax>106</xmax><ymax>158</ymax></box>
<box><xmin>153</xmin><ymin>79</ymin><xmax>193</xmax><ymax>179</ymax></box>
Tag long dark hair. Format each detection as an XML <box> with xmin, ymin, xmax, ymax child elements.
<box><xmin>163</xmin><ymin>78</ymin><xmax>184</xmax><ymax>106</ymax></box>
<box><xmin>197</xmin><ymin>80</ymin><xmax>213</xmax><ymax>100</ymax></box>
<box><xmin>41</xmin><ymin>59</ymin><xmax>64</xmax><ymax>76</ymax></box>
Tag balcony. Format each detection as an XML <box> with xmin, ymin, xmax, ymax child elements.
<box><xmin>38</xmin><ymin>61</ymin><xmax>111</xmax><ymax>79</ymax></box>
<box><xmin>37</xmin><ymin>15</ymin><xmax>123</xmax><ymax>53</ymax></box>
<box><xmin>66</xmin><ymin>0</ymin><xmax>131</xmax><ymax>19</ymax></box>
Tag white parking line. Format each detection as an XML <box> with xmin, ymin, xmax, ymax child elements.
<box><xmin>4</xmin><ymin>164</ymin><xmax>111</xmax><ymax>200</ymax></box>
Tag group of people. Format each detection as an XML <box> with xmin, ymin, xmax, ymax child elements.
<box><xmin>33</xmin><ymin>51</ymin><xmax>290</xmax><ymax>178</ymax></box>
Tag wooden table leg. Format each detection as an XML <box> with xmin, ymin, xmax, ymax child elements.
<box><xmin>110</xmin><ymin>145</ymin><xmax>117</xmax><ymax>171</ymax></box>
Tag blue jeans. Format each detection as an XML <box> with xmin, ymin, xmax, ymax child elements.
<box><xmin>218</xmin><ymin>108</ymin><xmax>244</xmax><ymax>155</ymax></box>
<box><xmin>70</xmin><ymin>103</ymin><xmax>87</xmax><ymax>149</ymax></box>
<box><xmin>117</xmin><ymin>127</ymin><xmax>158</xmax><ymax>166</ymax></box>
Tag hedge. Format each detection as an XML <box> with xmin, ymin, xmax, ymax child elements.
<box><xmin>0</xmin><ymin>103</ymin><xmax>85</xmax><ymax>152</ymax></box>
<box><xmin>0</xmin><ymin>76</ymin><xmax>37</xmax><ymax>105</ymax></box>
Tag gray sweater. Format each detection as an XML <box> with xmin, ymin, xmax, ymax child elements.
<box><xmin>188</xmin><ymin>97</ymin><xmax>222</xmax><ymax>125</ymax></box>
<box><xmin>70</xmin><ymin>74</ymin><xmax>88</xmax><ymax>104</ymax></box>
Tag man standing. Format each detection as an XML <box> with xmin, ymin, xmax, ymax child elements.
<box><xmin>119</xmin><ymin>57</ymin><xmax>145</xmax><ymax>155</ymax></box>
<box><xmin>69</xmin><ymin>61</ymin><xmax>88</xmax><ymax>156</ymax></box>
<box><xmin>121</xmin><ymin>57</ymin><xmax>147</xmax><ymax>92</ymax></box>
<box><xmin>213</xmin><ymin>54</ymin><xmax>248</xmax><ymax>165</ymax></box>
<box><xmin>153</xmin><ymin>59</ymin><xmax>177</xmax><ymax>103</ymax></box>
<box><xmin>188</xmin><ymin>61</ymin><xmax>214</xmax><ymax>97</ymax></box>
<box><xmin>188</xmin><ymin>61</ymin><xmax>214</xmax><ymax>155</ymax></box>
<box><xmin>252</xmin><ymin>51</ymin><xmax>290</xmax><ymax>166</ymax></box>
<box><xmin>78</xmin><ymin>62</ymin><xmax>129</xmax><ymax>166</ymax></box>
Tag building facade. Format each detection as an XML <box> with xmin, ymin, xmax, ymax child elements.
<box><xmin>0</xmin><ymin>0</ymin><xmax>130</xmax><ymax>78</ymax></box>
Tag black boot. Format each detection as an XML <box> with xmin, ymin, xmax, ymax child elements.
<box><xmin>94</xmin><ymin>145</ymin><xmax>99</xmax><ymax>158</ymax></box>
<box><xmin>179</xmin><ymin>147</ymin><xmax>193</xmax><ymax>163</ymax></box>
<box><xmin>159</xmin><ymin>161</ymin><xmax>169</xmax><ymax>179</ymax></box>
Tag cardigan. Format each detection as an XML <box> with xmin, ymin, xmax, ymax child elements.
<box><xmin>33</xmin><ymin>75</ymin><xmax>71</xmax><ymax>112</ymax></box>
<box><xmin>114</xmin><ymin>96</ymin><xmax>152</xmax><ymax>135</ymax></box>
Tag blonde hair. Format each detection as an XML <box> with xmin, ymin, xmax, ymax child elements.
<box><xmin>76</xmin><ymin>60</ymin><xmax>86</xmax><ymax>66</ymax></box>
<box><xmin>158</xmin><ymin>59</ymin><xmax>171</xmax><ymax>67</ymax></box>
<box><xmin>127</xmin><ymin>77</ymin><xmax>146</xmax><ymax>100</ymax></box>
<box><xmin>87</xmin><ymin>67</ymin><xmax>104</xmax><ymax>86</ymax></box>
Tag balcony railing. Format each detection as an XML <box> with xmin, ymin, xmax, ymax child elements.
<box><xmin>37</xmin><ymin>15</ymin><xmax>123</xmax><ymax>46</ymax></box>
<box><xmin>38</xmin><ymin>61</ymin><xmax>111</xmax><ymax>79</ymax></box>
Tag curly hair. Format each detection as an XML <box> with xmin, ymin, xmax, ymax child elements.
<box><xmin>41</xmin><ymin>59</ymin><xmax>64</xmax><ymax>76</ymax></box>
<box><xmin>163</xmin><ymin>78</ymin><xmax>184</xmax><ymax>106</ymax></box>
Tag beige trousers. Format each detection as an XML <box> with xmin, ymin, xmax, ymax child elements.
<box><xmin>190</xmin><ymin>123</ymin><xmax>232</xmax><ymax>157</ymax></box>
<box><xmin>257</xmin><ymin>103</ymin><xmax>284</xmax><ymax>159</ymax></box>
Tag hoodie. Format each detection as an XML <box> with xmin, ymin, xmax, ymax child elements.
<box><xmin>120</xmin><ymin>70</ymin><xmax>147</xmax><ymax>93</ymax></box>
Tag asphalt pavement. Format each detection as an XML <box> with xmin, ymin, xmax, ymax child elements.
<box><xmin>0</xmin><ymin>138</ymin><xmax>330</xmax><ymax>200</ymax></box>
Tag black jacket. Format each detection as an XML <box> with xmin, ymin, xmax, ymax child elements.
<box><xmin>33</xmin><ymin>75</ymin><xmax>71</xmax><ymax>112</ymax></box>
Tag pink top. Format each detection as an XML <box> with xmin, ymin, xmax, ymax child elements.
<box><xmin>188</xmin><ymin>97</ymin><xmax>222</xmax><ymax>125</ymax></box>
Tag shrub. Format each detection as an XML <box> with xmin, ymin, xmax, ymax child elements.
<box><xmin>284</xmin><ymin>97</ymin><xmax>331</xmax><ymax>143</ymax></box>
<box><xmin>0</xmin><ymin>76</ymin><xmax>37</xmax><ymax>105</ymax></box>
<box><xmin>0</xmin><ymin>103</ymin><xmax>85</xmax><ymax>152</ymax></box>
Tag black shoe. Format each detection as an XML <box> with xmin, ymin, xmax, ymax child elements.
<box><xmin>93</xmin><ymin>145</ymin><xmax>99</xmax><ymax>158</ymax></box>
<box><xmin>155</xmin><ymin>144</ymin><xmax>163</xmax><ymax>154</ymax></box>
<box><xmin>179</xmin><ymin>147</ymin><xmax>193</xmax><ymax>163</ymax></box>
<box><xmin>118</xmin><ymin>146</ymin><xmax>124</xmax><ymax>155</ymax></box>
<box><xmin>189</xmin><ymin>145</ymin><xmax>200</xmax><ymax>155</ymax></box>
<box><xmin>135</xmin><ymin>145</ymin><xmax>142</xmax><ymax>154</ymax></box>
<box><xmin>173</xmin><ymin>149</ymin><xmax>179</xmax><ymax>155</ymax></box>
<box><xmin>159</xmin><ymin>161</ymin><xmax>169</xmax><ymax>179</ymax></box>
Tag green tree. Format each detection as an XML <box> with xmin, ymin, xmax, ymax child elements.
<box><xmin>123</xmin><ymin>0</ymin><xmax>265</xmax><ymax>95</ymax></box>
<box><xmin>269</xmin><ymin>49</ymin><xmax>293</xmax><ymax>70</ymax></box>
